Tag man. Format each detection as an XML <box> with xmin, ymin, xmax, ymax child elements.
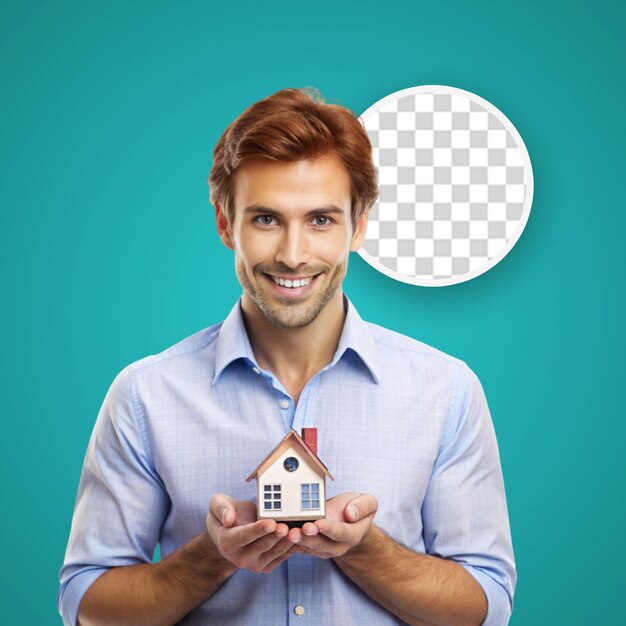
<box><xmin>58</xmin><ymin>87</ymin><xmax>515</xmax><ymax>626</ymax></box>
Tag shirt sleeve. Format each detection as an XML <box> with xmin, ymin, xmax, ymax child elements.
<box><xmin>57</xmin><ymin>366</ymin><xmax>170</xmax><ymax>626</ymax></box>
<box><xmin>421</xmin><ymin>362</ymin><xmax>517</xmax><ymax>626</ymax></box>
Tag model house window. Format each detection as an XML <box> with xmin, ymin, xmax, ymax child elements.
<box><xmin>300</xmin><ymin>483</ymin><xmax>320</xmax><ymax>510</ymax></box>
<box><xmin>263</xmin><ymin>484</ymin><xmax>282</xmax><ymax>510</ymax></box>
<box><xmin>283</xmin><ymin>456</ymin><xmax>299</xmax><ymax>472</ymax></box>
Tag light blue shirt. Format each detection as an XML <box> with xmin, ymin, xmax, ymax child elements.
<box><xmin>58</xmin><ymin>295</ymin><xmax>516</xmax><ymax>626</ymax></box>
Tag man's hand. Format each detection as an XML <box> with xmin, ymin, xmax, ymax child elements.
<box><xmin>206</xmin><ymin>494</ymin><xmax>295</xmax><ymax>574</ymax></box>
<box><xmin>287</xmin><ymin>492</ymin><xmax>378</xmax><ymax>558</ymax></box>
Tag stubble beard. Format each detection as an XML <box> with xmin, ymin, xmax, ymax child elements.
<box><xmin>236</xmin><ymin>257</ymin><xmax>346</xmax><ymax>329</ymax></box>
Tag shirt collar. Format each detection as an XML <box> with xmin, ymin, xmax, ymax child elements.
<box><xmin>326</xmin><ymin>294</ymin><xmax>380</xmax><ymax>384</ymax></box>
<box><xmin>212</xmin><ymin>295</ymin><xmax>381</xmax><ymax>385</ymax></box>
<box><xmin>213</xmin><ymin>299</ymin><xmax>257</xmax><ymax>384</ymax></box>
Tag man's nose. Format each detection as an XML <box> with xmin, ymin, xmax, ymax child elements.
<box><xmin>275</xmin><ymin>223</ymin><xmax>311</xmax><ymax>269</ymax></box>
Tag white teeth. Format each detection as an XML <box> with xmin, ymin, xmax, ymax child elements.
<box><xmin>271</xmin><ymin>275</ymin><xmax>313</xmax><ymax>288</ymax></box>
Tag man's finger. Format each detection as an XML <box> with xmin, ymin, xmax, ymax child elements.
<box><xmin>344</xmin><ymin>493</ymin><xmax>378</xmax><ymax>522</ymax></box>
<box><xmin>314</xmin><ymin>519</ymin><xmax>353</xmax><ymax>543</ymax></box>
<box><xmin>298</xmin><ymin>534</ymin><xmax>335</xmax><ymax>551</ymax></box>
<box><xmin>231</xmin><ymin>519</ymin><xmax>277</xmax><ymax>547</ymax></box>
<box><xmin>275</xmin><ymin>522</ymin><xmax>289</xmax><ymax>538</ymax></box>
<box><xmin>262</xmin><ymin>546</ymin><xmax>295</xmax><ymax>573</ymax></box>
<box><xmin>208</xmin><ymin>494</ymin><xmax>237</xmax><ymax>528</ymax></box>
<box><xmin>256</xmin><ymin>537</ymin><xmax>294</xmax><ymax>565</ymax></box>
<box><xmin>233</xmin><ymin>534</ymin><xmax>292</xmax><ymax>572</ymax></box>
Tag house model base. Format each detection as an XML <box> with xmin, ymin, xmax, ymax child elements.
<box><xmin>246</xmin><ymin>428</ymin><xmax>334</xmax><ymax>523</ymax></box>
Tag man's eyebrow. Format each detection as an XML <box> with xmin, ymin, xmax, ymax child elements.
<box><xmin>243</xmin><ymin>204</ymin><xmax>346</xmax><ymax>217</ymax></box>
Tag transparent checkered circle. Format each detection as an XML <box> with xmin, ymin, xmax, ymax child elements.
<box><xmin>358</xmin><ymin>85</ymin><xmax>533</xmax><ymax>286</ymax></box>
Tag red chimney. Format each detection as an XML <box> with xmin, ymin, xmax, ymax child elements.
<box><xmin>302</xmin><ymin>428</ymin><xmax>317</xmax><ymax>456</ymax></box>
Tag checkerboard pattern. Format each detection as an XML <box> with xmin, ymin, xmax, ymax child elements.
<box><xmin>359</xmin><ymin>87</ymin><xmax>532</xmax><ymax>285</ymax></box>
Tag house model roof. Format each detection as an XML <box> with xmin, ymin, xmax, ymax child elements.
<box><xmin>246</xmin><ymin>429</ymin><xmax>335</xmax><ymax>482</ymax></box>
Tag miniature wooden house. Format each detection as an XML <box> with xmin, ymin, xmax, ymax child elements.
<box><xmin>246</xmin><ymin>428</ymin><xmax>334</xmax><ymax>522</ymax></box>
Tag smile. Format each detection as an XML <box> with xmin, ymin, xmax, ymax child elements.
<box><xmin>263</xmin><ymin>273</ymin><xmax>321</xmax><ymax>298</ymax></box>
<box><xmin>269</xmin><ymin>275</ymin><xmax>315</xmax><ymax>288</ymax></box>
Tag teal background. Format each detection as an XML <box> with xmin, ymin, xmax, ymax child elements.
<box><xmin>1</xmin><ymin>1</ymin><xmax>624</xmax><ymax>624</ymax></box>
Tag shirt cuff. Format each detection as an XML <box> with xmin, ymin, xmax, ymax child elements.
<box><xmin>58</xmin><ymin>567</ymin><xmax>108</xmax><ymax>626</ymax></box>
<box><xmin>460</xmin><ymin>564</ymin><xmax>513</xmax><ymax>626</ymax></box>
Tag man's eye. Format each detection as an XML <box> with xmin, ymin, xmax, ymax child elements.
<box><xmin>256</xmin><ymin>215</ymin><xmax>276</xmax><ymax>225</ymax></box>
<box><xmin>312</xmin><ymin>216</ymin><xmax>330</xmax><ymax>227</ymax></box>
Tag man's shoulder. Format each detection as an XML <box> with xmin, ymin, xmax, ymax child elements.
<box><xmin>124</xmin><ymin>320</ymin><xmax>224</xmax><ymax>375</ymax></box>
<box><xmin>366</xmin><ymin>320</ymin><xmax>464</xmax><ymax>368</ymax></box>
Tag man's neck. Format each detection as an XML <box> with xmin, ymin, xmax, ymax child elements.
<box><xmin>240</xmin><ymin>290</ymin><xmax>347</xmax><ymax>402</ymax></box>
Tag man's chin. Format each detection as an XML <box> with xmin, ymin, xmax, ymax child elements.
<box><xmin>259</xmin><ymin>304</ymin><xmax>322</xmax><ymax>329</ymax></box>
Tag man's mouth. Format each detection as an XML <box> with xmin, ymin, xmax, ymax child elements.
<box><xmin>269</xmin><ymin>274</ymin><xmax>316</xmax><ymax>289</ymax></box>
<box><xmin>262</xmin><ymin>272</ymin><xmax>322</xmax><ymax>297</ymax></box>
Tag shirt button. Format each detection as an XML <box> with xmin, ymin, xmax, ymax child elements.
<box><xmin>252</xmin><ymin>367</ymin><xmax>260</xmax><ymax>374</ymax></box>
<box><xmin>294</xmin><ymin>605</ymin><xmax>305</xmax><ymax>616</ymax></box>
<box><xmin>279</xmin><ymin>400</ymin><xmax>289</xmax><ymax>409</ymax></box>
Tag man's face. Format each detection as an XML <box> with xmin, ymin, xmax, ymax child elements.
<box><xmin>216</xmin><ymin>152</ymin><xmax>368</xmax><ymax>329</ymax></box>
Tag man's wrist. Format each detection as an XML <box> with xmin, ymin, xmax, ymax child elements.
<box><xmin>197</xmin><ymin>529</ymin><xmax>239</xmax><ymax>581</ymax></box>
<box><xmin>153</xmin><ymin>530</ymin><xmax>237</xmax><ymax>595</ymax></box>
<box><xmin>335</xmin><ymin>522</ymin><xmax>383</xmax><ymax>564</ymax></box>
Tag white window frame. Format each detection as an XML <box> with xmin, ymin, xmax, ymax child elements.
<box><xmin>300</xmin><ymin>482</ymin><xmax>321</xmax><ymax>511</ymax></box>
<box><xmin>262</xmin><ymin>483</ymin><xmax>282</xmax><ymax>511</ymax></box>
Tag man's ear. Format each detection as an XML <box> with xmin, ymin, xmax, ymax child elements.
<box><xmin>349</xmin><ymin>209</ymin><xmax>369</xmax><ymax>252</ymax></box>
<box><xmin>215</xmin><ymin>202</ymin><xmax>235</xmax><ymax>250</ymax></box>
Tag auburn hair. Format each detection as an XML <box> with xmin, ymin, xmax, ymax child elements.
<box><xmin>208</xmin><ymin>87</ymin><xmax>379</xmax><ymax>228</ymax></box>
